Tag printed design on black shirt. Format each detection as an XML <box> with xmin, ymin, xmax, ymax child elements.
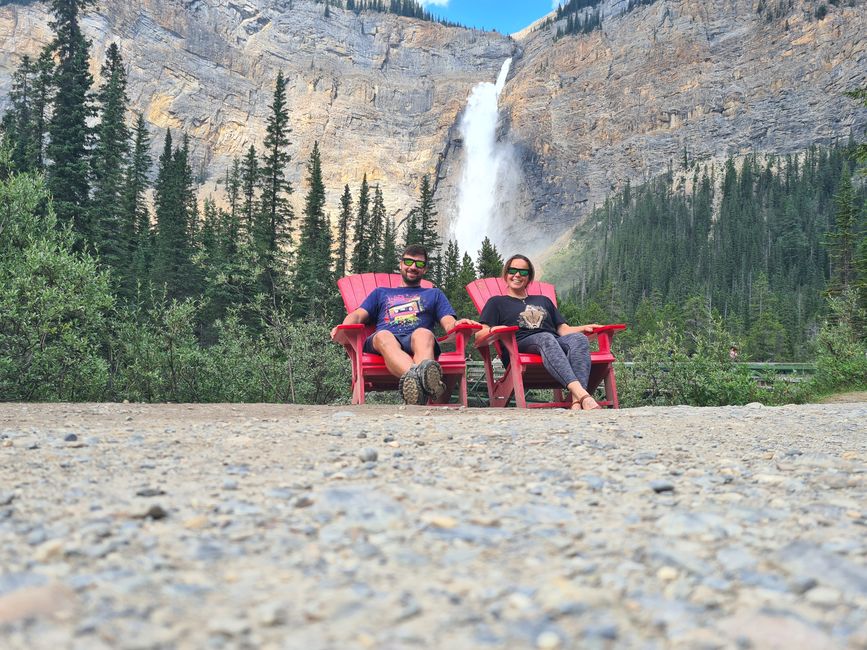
<box><xmin>518</xmin><ymin>305</ymin><xmax>546</xmax><ymax>330</ymax></box>
<box><xmin>384</xmin><ymin>294</ymin><xmax>423</xmax><ymax>329</ymax></box>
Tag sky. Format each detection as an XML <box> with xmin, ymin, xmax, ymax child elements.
<box><xmin>420</xmin><ymin>0</ymin><xmax>559</xmax><ymax>35</ymax></box>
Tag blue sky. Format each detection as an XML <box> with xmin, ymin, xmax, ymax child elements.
<box><xmin>420</xmin><ymin>0</ymin><xmax>558</xmax><ymax>34</ymax></box>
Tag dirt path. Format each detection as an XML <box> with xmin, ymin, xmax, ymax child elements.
<box><xmin>1</xmin><ymin>402</ymin><xmax>866</xmax><ymax>649</ymax></box>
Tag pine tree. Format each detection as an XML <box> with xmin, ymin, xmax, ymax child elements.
<box><xmin>256</xmin><ymin>71</ymin><xmax>294</xmax><ymax>300</ymax></box>
<box><xmin>240</xmin><ymin>145</ymin><xmax>258</xmax><ymax>240</ymax></box>
<box><xmin>402</xmin><ymin>207</ymin><xmax>419</xmax><ymax>249</ymax></box>
<box><xmin>225</xmin><ymin>157</ymin><xmax>241</xmax><ymax>230</ymax></box>
<box><xmin>826</xmin><ymin>171</ymin><xmax>858</xmax><ymax>294</ymax></box>
<box><xmin>336</xmin><ymin>184</ymin><xmax>353</xmax><ymax>277</ymax></box>
<box><xmin>380</xmin><ymin>215</ymin><xmax>398</xmax><ymax>274</ymax></box>
<box><xmin>123</xmin><ymin>113</ymin><xmax>152</xmax><ymax>293</ymax></box>
<box><xmin>152</xmin><ymin>130</ymin><xmax>197</xmax><ymax>300</ymax></box>
<box><xmin>416</xmin><ymin>174</ymin><xmax>440</xmax><ymax>255</ymax></box>
<box><xmin>5</xmin><ymin>55</ymin><xmax>38</xmax><ymax>172</ymax></box>
<box><xmin>46</xmin><ymin>0</ymin><xmax>95</xmax><ymax>241</ymax></box>
<box><xmin>452</xmin><ymin>251</ymin><xmax>477</xmax><ymax>318</ymax></box>
<box><xmin>90</xmin><ymin>43</ymin><xmax>131</xmax><ymax>281</ymax></box>
<box><xmin>351</xmin><ymin>174</ymin><xmax>371</xmax><ymax>273</ymax></box>
<box><xmin>476</xmin><ymin>236</ymin><xmax>503</xmax><ymax>278</ymax></box>
<box><xmin>369</xmin><ymin>184</ymin><xmax>386</xmax><ymax>271</ymax></box>
<box><xmin>5</xmin><ymin>49</ymin><xmax>54</xmax><ymax>173</ymax></box>
<box><xmin>293</xmin><ymin>142</ymin><xmax>336</xmax><ymax>319</ymax></box>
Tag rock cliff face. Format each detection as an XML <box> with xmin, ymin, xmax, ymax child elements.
<box><xmin>0</xmin><ymin>0</ymin><xmax>514</xmax><ymax>225</ymax></box>
<box><xmin>0</xmin><ymin>0</ymin><xmax>865</xmax><ymax>256</ymax></box>
<box><xmin>485</xmin><ymin>0</ymin><xmax>867</xmax><ymax>251</ymax></box>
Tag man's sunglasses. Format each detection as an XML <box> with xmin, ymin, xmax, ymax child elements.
<box><xmin>507</xmin><ymin>267</ymin><xmax>530</xmax><ymax>277</ymax></box>
<box><xmin>402</xmin><ymin>258</ymin><xmax>427</xmax><ymax>269</ymax></box>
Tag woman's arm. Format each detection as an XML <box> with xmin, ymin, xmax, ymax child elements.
<box><xmin>557</xmin><ymin>323</ymin><xmax>602</xmax><ymax>336</ymax></box>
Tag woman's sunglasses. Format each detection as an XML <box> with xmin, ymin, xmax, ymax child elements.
<box><xmin>507</xmin><ymin>268</ymin><xmax>530</xmax><ymax>277</ymax></box>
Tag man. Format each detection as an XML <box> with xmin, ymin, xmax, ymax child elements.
<box><xmin>332</xmin><ymin>245</ymin><xmax>478</xmax><ymax>404</ymax></box>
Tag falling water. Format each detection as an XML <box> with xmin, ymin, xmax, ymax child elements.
<box><xmin>452</xmin><ymin>58</ymin><xmax>513</xmax><ymax>256</ymax></box>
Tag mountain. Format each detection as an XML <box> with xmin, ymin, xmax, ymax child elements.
<box><xmin>1</xmin><ymin>0</ymin><xmax>865</xmax><ymax>255</ymax></box>
<box><xmin>0</xmin><ymin>0</ymin><xmax>514</xmax><ymax>225</ymax></box>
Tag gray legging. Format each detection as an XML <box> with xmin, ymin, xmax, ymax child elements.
<box><xmin>518</xmin><ymin>332</ymin><xmax>591</xmax><ymax>389</ymax></box>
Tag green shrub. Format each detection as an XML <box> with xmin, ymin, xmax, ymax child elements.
<box><xmin>810</xmin><ymin>290</ymin><xmax>867</xmax><ymax>393</ymax></box>
<box><xmin>0</xmin><ymin>170</ymin><xmax>113</xmax><ymax>400</ymax></box>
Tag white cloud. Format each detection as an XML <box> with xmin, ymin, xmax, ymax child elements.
<box><xmin>420</xmin><ymin>0</ymin><xmax>450</xmax><ymax>6</ymax></box>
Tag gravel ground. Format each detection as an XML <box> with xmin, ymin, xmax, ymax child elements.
<box><xmin>1</xmin><ymin>402</ymin><xmax>866</xmax><ymax>650</ymax></box>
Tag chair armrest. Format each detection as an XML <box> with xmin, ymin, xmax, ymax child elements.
<box><xmin>331</xmin><ymin>323</ymin><xmax>366</xmax><ymax>346</ymax></box>
<box><xmin>593</xmin><ymin>323</ymin><xmax>627</xmax><ymax>354</ymax></box>
<box><xmin>437</xmin><ymin>323</ymin><xmax>482</xmax><ymax>344</ymax></box>
<box><xmin>438</xmin><ymin>323</ymin><xmax>482</xmax><ymax>356</ymax></box>
<box><xmin>473</xmin><ymin>325</ymin><xmax>519</xmax><ymax>349</ymax></box>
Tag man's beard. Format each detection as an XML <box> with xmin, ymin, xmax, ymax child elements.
<box><xmin>401</xmin><ymin>269</ymin><xmax>423</xmax><ymax>287</ymax></box>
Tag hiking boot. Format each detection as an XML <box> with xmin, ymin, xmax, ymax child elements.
<box><xmin>416</xmin><ymin>359</ymin><xmax>445</xmax><ymax>400</ymax></box>
<box><xmin>398</xmin><ymin>367</ymin><xmax>426</xmax><ymax>405</ymax></box>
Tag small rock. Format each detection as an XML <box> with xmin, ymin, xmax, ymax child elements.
<box><xmin>650</xmin><ymin>480</ymin><xmax>675</xmax><ymax>493</ymax></box>
<box><xmin>359</xmin><ymin>447</ymin><xmax>378</xmax><ymax>463</ymax></box>
<box><xmin>0</xmin><ymin>492</ymin><xmax>14</xmax><ymax>506</ymax></box>
<box><xmin>657</xmin><ymin>566</ymin><xmax>679</xmax><ymax>581</ymax></box>
<box><xmin>64</xmin><ymin>433</ymin><xmax>78</xmax><ymax>442</ymax></box>
<box><xmin>294</xmin><ymin>496</ymin><xmax>314</xmax><ymax>508</ymax></box>
<box><xmin>805</xmin><ymin>586</ymin><xmax>842</xmax><ymax>607</ymax></box>
<box><xmin>135</xmin><ymin>487</ymin><xmax>166</xmax><ymax>497</ymax></box>
<box><xmin>222</xmin><ymin>479</ymin><xmax>238</xmax><ymax>491</ymax></box>
<box><xmin>536</xmin><ymin>631</ymin><xmax>562</xmax><ymax>649</ymax></box>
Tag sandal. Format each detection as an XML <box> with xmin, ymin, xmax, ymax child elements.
<box><xmin>578</xmin><ymin>394</ymin><xmax>601</xmax><ymax>410</ymax></box>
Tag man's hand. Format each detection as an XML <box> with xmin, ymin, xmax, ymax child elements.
<box><xmin>579</xmin><ymin>323</ymin><xmax>603</xmax><ymax>334</ymax></box>
<box><xmin>454</xmin><ymin>318</ymin><xmax>480</xmax><ymax>327</ymax></box>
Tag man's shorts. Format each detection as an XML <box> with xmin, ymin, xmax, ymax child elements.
<box><xmin>363</xmin><ymin>329</ymin><xmax>442</xmax><ymax>358</ymax></box>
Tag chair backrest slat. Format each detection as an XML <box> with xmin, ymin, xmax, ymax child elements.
<box><xmin>338</xmin><ymin>273</ymin><xmax>435</xmax><ymax>314</ymax></box>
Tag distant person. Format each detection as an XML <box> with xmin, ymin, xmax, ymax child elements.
<box><xmin>474</xmin><ymin>254</ymin><xmax>602</xmax><ymax>410</ymax></box>
<box><xmin>729</xmin><ymin>346</ymin><xmax>739</xmax><ymax>360</ymax></box>
<box><xmin>332</xmin><ymin>245</ymin><xmax>478</xmax><ymax>405</ymax></box>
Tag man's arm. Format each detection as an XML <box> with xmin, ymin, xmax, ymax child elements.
<box><xmin>331</xmin><ymin>307</ymin><xmax>370</xmax><ymax>338</ymax></box>
<box><xmin>439</xmin><ymin>314</ymin><xmax>480</xmax><ymax>332</ymax></box>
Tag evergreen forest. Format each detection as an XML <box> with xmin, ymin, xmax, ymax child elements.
<box><xmin>1</xmin><ymin>0</ymin><xmax>865</xmax><ymax>405</ymax></box>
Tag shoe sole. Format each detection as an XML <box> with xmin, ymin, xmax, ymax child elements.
<box><xmin>418</xmin><ymin>360</ymin><xmax>445</xmax><ymax>399</ymax></box>
<box><xmin>399</xmin><ymin>370</ymin><xmax>425</xmax><ymax>405</ymax></box>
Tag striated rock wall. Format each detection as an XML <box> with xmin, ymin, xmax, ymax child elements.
<box><xmin>1</xmin><ymin>0</ymin><xmax>865</xmax><ymax>257</ymax></box>
<box><xmin>478</xmin><ymin>0</ymin><xmax>867</xmax><ymax>252</ymax></box>
<box><xmin>0</xmin><ymin>0</ymin><xmax>514</xmax><ymax>225</ymax></box>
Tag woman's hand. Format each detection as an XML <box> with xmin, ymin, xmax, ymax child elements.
<box><xmin>579</xmin><ymin>323</ymin><xmax>602</xmax><ymax>334</ymax></box>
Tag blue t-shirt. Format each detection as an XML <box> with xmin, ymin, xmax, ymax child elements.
<box><xmin>360</xmin><ymin>287</ymin><xmax>455</xmax><ymax>336</ymax></box>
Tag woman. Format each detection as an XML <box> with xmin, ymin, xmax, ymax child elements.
<box><xmin>475</xmin><ymin>254</ymin><xmax>601</xmax><ymax>410</ymax></box>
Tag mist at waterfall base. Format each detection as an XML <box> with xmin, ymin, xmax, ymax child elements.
<box><xmin>451</xmin><ymin>58</ymin><xmax>524</xmax><ymax>260</ymax></box>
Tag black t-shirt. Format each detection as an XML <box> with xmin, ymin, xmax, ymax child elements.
<box><xmin>479</xmin><ymin>295</ymin><xmax>566</xmax><ymax>342</ymax></box>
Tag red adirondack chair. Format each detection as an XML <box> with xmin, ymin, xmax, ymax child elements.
<box><xmin>332</xmin><ymin>273</ymin><xmax>480</xmax><ymax>406</ymax></box>
<box><xmin>467</xmin><ymin>277</ymin><xmax>626</xmax><ymax>408</ymax></box>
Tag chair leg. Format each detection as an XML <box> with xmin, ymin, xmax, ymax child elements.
<box><xmin>604</xmin><ymin>365</ymin><xmax>619</xmax><ymax>409</ymax></box>
<box><xmin>458</xmin><ymin>373</ymin><xmax>468</xmax><ymax>407</ymax></box>
<box><xmin>512</xmin><ymin>367</ymin><xmax>527</xmax><ymax>409</ymax></box>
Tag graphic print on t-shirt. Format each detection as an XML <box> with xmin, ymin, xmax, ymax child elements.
<box><xmin>385</xmin><ymin>294</ymin><xmax>423</xmax><ymax>330</ymax></box>
<box><xmin>518</xmin><ymin>305</ymin><xmax>546</xmax><ymax>330</ymax></box>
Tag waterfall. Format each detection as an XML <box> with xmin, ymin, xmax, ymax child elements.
<box><xmin>452</xmin><ymin>58</ymin><xmax>513</xmax><ymax>257</ymax></box>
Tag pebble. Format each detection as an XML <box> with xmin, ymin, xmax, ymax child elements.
<box><xmin>650</xmin><ymin>479</ymin><xmax>675</xmax><ymax>493</ymax></box>
<box><xmin>359</xmin><ymin>447</ymin><xmax>378</xmax><ymax>462</ymax></box>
